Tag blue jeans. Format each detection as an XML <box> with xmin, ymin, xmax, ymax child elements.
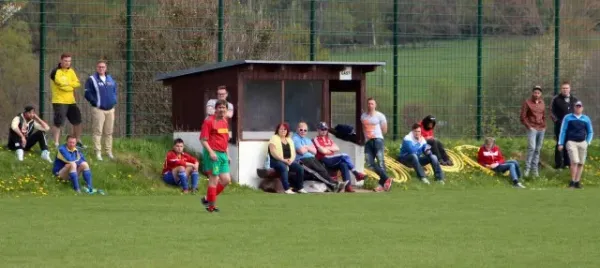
<box><xmin>526</xmin><ymin>129</ymin><xmax>545</xmax><ymax>172</ymax></box>
<box><xmin>398</xmin><ymin>153</ymin><xmax>444</xmax><ymax>180</ymax></box>
<box><xmin>365</xmin><ymin>138</ymin><xmax>389</xmax><ymax>186</ymax></box>
<box><xmin>493</xmin><ymin>160</ymin><xmax>521</xmax><ymax>182</ymax></box>
<box><xmin>270</xmin><ymin>159</ymin><xmax>304</xmax><ymax>191</ymax></box>
<box><xmin>322</xmin><ymin>154</ymin><xmax>355</xmax><ymax>183</ymax></box>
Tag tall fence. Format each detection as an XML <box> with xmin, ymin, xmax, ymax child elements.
<box><xmin>1</xmin><ymin>0</ymin><xmax>599</xmax><ymax>140</ymax></box>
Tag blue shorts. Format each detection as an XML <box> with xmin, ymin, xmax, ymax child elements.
<box><xmin>163</xmin><ymin>172</ymin><xmax>180</xmax><ymax>186</ymax></box>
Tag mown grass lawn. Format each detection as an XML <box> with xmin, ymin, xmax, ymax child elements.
<box><xmin>1</xmin><ymin>189</ymin><xmax>600</xmax><ymax>268</ymax></box>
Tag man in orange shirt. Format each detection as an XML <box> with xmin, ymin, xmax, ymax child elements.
<box><xmin>361</xmin><ymin>97</ymin><xmax>391</xmax><ymax>192</ymax></box>
<box><xmin>162</xmin><ymin>138</ymin><xmax>200</xmax><ymax>193</ymax></box>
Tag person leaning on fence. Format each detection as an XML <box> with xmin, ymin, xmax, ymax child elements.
<box><xmin>53</xmin><ymin>135</ymin><xmax>102</xmax><ymax>194</ymax></box>
<box><xmin>313</xmin><ymin>122</ymin><xmax>367</xmax><ymax>193</ymax></box>
<box><xmin>291</xmin><ymin>121</ymin><xmax>347</xmax><ymax>193</ymax></box>
<box><xmin>551</xmin><ymin>81</ymin><xmax>578</xmax><ymax>169</ymax></box>
<box><xmin>558</xmin><ymin>101</ymin><xmax>593</xmax><ymax>189</ymax></box>
<box><xmin>361</xmin><ymin>97</ymin><xmax>392</xmax><ymax>192</ymax></box>
<box><xmin>419</xmin><ymin>115</ymin><xmax>453</xmax><ymax>166</ymax></box>
<box><xmin>7</xmin><ymin>105</ymin><xmax>52</xmax><ymax>162</ymax></box>
<box><xmin>161</xmin><ymin>138</ymin><xmax>200</xmax><ymax>194</ymax></box>
<box><xmin>84</xmin><ymin>59</ymin><xmax>117</xmax><ymax>161</ymax></box>
<box><xmin>268</xmin><ymin>122</ymin><xmax>306</xmax><ymax>194</ymax></box>
<box><xmin>520</xmin><ymin>85</ymin><xmax>546</xmax><ymax>177</ymax></box>
<box><xmin>50</xmin><ymin>52</ymin><xmax>85</xmax><ymax>148</ymax></box>
<box><xmin>477</xmin><ymin>137</ymin><xmax>526</xmax><ymax>189</ymax></box>
<box><xmin>397</xmin><ymin>123</ymin><xmax>444</xmax><ymax>185</ymax></box>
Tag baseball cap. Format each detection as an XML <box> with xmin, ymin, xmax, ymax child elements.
<box><xmin>575</xmin><ymin>101</ymin><xmax>583</xmax><ymax>106</ymax></box>
<box><xmin>532</xmin><ymin>85</ymin><xmax>542</xmax><ymax>92</ymax></box>
<box><xmin>24</xmin><ymin>105</ymin><xmax>35</xmax><ymax>112</ymax></box>
<box><xmin>317</xmin><ymin>122</ymin><xmax>329</xmax><ymax>130</ymax></box>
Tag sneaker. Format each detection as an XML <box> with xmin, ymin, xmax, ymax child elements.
<box><xmin>437</xmin><ymin>180</ymin><xmax>445</xmax><ymax>185</ymax></box>
<box><xmin>284</xmin><ymin>189</ymin><xmax>296</xmax><ymax>194</ymax></box>
<box><xmin>107</xmin><ymin>153</ymin><xmax>115</xmax><ymax>160</ymax></box>
<box><xmin>297</xmin><ymin>189</ymin><xmax>308</xmax><ymax>194</ymax></box>
<box><xmin>574</xmin><ymin>181</ymin><xmax>582</xmax><ymax>189</ymax></box>
<box><xmin>373</xmin><ymin>186</ymin><xmax>385</xmax><ymax>192</ymax></box>
<box><xmin>345</xmin><ymin>185</ymin><xmax>355</xmax><ymax>193</ymax></box>
<box><xmin>420</xmin><ymin>178</ymin><xmax>431</xmax><ymax>185</ymax></box>
<box><xmin>568</xmin><ymin>181</ymin><xmax>575</xmax><ymax>188</ymax></box>
<box><xmin>16</xmin><ymin>149</ymin><xmax>24</xmax><ymax>161</ymax></box>
<box><xmin>524</xmin><ymin>169</ymin><xmax>530</xmax><ymax>177</ymax></box>
<box><xmin>337</xmin><ymin>181</ymin><xmax>349</xmax><ymax>193</ymax></box>
<box><xmin>513</xmin><ymin>182</ymin><xmax>526</xmax><ymax>189</ymax></box>
<box><xmin>200</xmin><ymin>196</ymin><xmax>209</xmax><ymax>208</ymax></box>
<box><xmin>383</xmin><ymin>178</ymin><xmax>392</xmax><ymax>191</ymax></box>
<box><xmin>83</xmin><ymin>187</ymin><xmax>98</xmax><ymax>194</ymax></box>
<box><xmin>532</xmin><ymin>170</ymin><xmax>539</xmax><ymax>177</ymax></box>
<box><xmin>182</xmin><ymin>189</ymin><xmax>190</xmax><ymax>194</ymax></box>
<box><xmin>96</xmin><ymin>152</ymin><xmax>103</xmax><ymax>161</ymax></box>
<box><xmin>446</xmin><ymin>159</ymin><xmax>454</xmax><ymax>166</ymax></box>
<box><xmin>354</xmin><ymin>172</ymin><xmax>366</xmax><ymax>181</ymax></box>
<box><xmin>41</xmin><ymin>150</ymin><xmax>52</xmax><ymax>163</ymax></box>
<box><xmin>206</xmin><ymin>206</ymin><xmax>220</xmax><ymax>213</ymax></box>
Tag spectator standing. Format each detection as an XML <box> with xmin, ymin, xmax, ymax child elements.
<box><xmin>520</xmin><ymin>85</ymin><xmax>546</xmax><ymax>177</ymax></box>
<box><xmin>50</xmin><ymin>53</ymin><xmax>84</xmax><ymax>148</ymax></box>
<box><xmin>361</xmin><ymin>97</ymin><xmax>392</xmax><ymax>192</ymax></box>
<box><xmin>551</xmin><ymin>82</ymin><xmax>578</xmax><ymax>169</ymax></box>
<box><xmin>558</xmin><ymin>101</ymin><xmax>593</xmax><ymax>189</ymax></box>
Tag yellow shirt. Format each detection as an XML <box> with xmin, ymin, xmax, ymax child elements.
<box><xmin>268</xmin><ymin>135</ymin><xmax>296</xmax><ymax>161</ymax></box>
<box><xmin>50</xmin><ymin>65</ymin><xmax>81</xmax><ymax>104</ymax></box>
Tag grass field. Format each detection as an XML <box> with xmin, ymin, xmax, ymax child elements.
<box><xmin>1</xmin><ymin>136</ymin><xmax>600</xmax><ymax>267</ymax></box>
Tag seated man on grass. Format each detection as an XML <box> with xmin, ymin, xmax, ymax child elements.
<box><xmin>7</xmin><ymin>105</ymin><xmax>53</xmax><ymax>162</ymax></box>
<box><xmin>161</xmin><ymin>138</ymin><xmax>200</xmax><ymax>193</ymax></box>
<box><xmin>477</xmin><ymin>137</ymin><xmax>526</xmax><ymax>189</ymax></box>
<box><xmin>313</xmin><ymin>122</ymin><xmax>366</xmax><ymax>193</ymax></box>
<box><xmin>53</xmin><ymin>135</ymin><xmax>101</xmax><ymax>194</ymax></box>
<box><xmin>397</xmin><ymin>123</ymin><xmax>444</xmax><ymax>185</ymax></box>
<box><xmin>292</xmin><ymin>121</ymin><xmax>346</xmax><ymax>193</ymax></box>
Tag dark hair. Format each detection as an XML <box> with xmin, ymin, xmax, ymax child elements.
<box><xmin>532</xmin><ymin>85</ymin><xmax>542</xmax><ymax>92</ymax></box>
<box><xmin>65</xmin><ymin>135</ymin><xmax>77</xmax><ymax>141</ymax></box>
<box><xmin>412</xmin><ymin>123</ymin><xmax>421</xmax><ymax>130</ymax></box>
<box><xmin>24</xmin><ymin>105</ymin><xmax>35</xmax><ymax>113</ymax></box>
<box><xmin>367</xmin><ymin>97</ymin><xmax>375</xmax><ymax>102</ymax></box>
<box><xmin>421</xmin><ymin>115</ymin><xmax>436</xmax><ymax>130</ymax></box>
<box><xmin>174</xmin><ymin>138</ymin><xmax>184</xmax><ymax>145</ymax></box>
<box><xmin>274</xmin><ymin>122</ymin><xmax>291</xmax><ymax>137</ymax></box>
<box><xmin>61</xmin><ymin>52</ymin><xmax>72</xmax><ymax>59</ymax></box>
<box><xmin>215</xmin><ymin>99</ymin><xmax>228</xmax><ymax>108</ymax></box>
<box><xmin>217</xmin><ymin>85</ymin><xmax>227</xmax><ymax>91</ymax></box>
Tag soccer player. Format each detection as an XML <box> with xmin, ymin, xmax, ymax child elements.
<box><xmin>53</xmin><ymin>135</ymin><xmax>99</xmax><ymax>194</ymax></box>
<box><xmin>200</xmin><ymin>99</ymin><xmax>231</xmax><ymax>212</ymax></box>
<box><xmin>161</xmin><ymin>138</ymin><xmax>200</xmax><ymax>193</ymax></box>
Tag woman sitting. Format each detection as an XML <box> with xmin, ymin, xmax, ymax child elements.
<box><xmin>268</xmin><ymin>122</ymin><xmax>306</xmax><ymax>194</ymax></box>
<box><xmin>420</xmin><ymin>115</ymin><xmax>453</xmax><ymax>166</ymax></box>
<box><xmin>477</xmin><ymin>137</ymin><xmax>526</xmax><ymax>189</ymax></box>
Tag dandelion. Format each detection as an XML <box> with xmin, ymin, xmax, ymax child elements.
<box><xmin>128</xmin><ymin>174</ymin><xmax>132</xmax><ymax>179</ymax></box>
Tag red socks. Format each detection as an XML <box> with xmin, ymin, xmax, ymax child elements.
<box><xmin>216</xmin><ymin>183</ymin><xmax>226</xmax><ymax>195</ymax></box>
<box><xmin>206</xmin><ymin>186</ymin><xmax>217</xmax><ymax>204</ymax></box>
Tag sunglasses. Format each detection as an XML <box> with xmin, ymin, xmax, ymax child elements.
<box><xmin>298</xmin><ymin>129</ymin><xmax>307</xmax><ymax>132</ymax></box>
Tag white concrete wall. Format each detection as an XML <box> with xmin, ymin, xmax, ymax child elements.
<box><xmin>172</xmin><ymin>131</ymin><xmax>364</xmax><ymax>189</ymax></box>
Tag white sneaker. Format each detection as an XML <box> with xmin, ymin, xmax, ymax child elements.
<box><xmin>96</xmin><ymin>152</ymin><xmax>103</xmax><ymax>161</ymax></box>
<box><xmin>297</xmin><ymin>189</ymin><xmax>308</xmax><ymax>194</ymax></box>
<box><xmin>16</xmin><ymin>149</ymin><xmax>24</xmax><ymax>161</ymax></box>
<box><xmin>437</xmin><ymin>180</ymin><xmax>445</xmax><ymax>185</ymax></box>
<box><xmin>54</xmin><ymin>142</ymin><xmax>60</xmax><ymax>148</ymax></box>
<box><xmin>41</xmin><ymin>150</ymin><xmax>52</xmax><ymax>163</ymax></box>
<box><xmin>524</xmin><ymin>169</ymin><xmax>530</xmax><ymax>177</ymax></box>
<box><xmin>284</xmin><ymin>189</ymin><xmax>296</xmax><ymax>194</ymax></box>
<box><xmin>514</xmin><ymin>182</ymin><xmax>526</xmax><ymax>189</ymax></box>
<box><xmin>107</xmin><ymin>153</ymin><xmax>114</xmax><ymax>160</ymax></box>
<box><xmin>421</xmin><ymin>178</ymin><xmax>431</xmax><ymax>185</ymax></box>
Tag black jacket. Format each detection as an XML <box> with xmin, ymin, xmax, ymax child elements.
<box><xmin>551</xmin><ymin>94</ymin><xmax>578</xmax><ymax>123</ymax></box>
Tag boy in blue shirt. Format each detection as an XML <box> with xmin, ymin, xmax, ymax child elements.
<box><xmin>397</xmin><ymin>123</ymin><xmax>444</xmax><ymax>184</ymax></box>
<box><xmin>558</xmin><ymin>101</ymin><xmax>593</xmax><ymax>189</ymax></box>
<box><xmin>53</xmin><ymin>135</ymin><xmax>101</xmax><ymax>194</ymax></box>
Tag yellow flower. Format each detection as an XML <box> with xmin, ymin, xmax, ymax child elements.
<box><xmin>128</xmin><ymin>174</ymin><xmax>132</xmax><ymax>178</ymax></box>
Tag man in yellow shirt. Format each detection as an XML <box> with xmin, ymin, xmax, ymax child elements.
<box><xmin>50</xmin><ymin>53</ymin><xmax>84</xmax><ymax>148</ymax></box>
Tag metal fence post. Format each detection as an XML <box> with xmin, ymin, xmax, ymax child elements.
<box><xmin>126</xmin><ymin>0</ymin><xmax>133</xmax><ymax>137</ymax></box>
<box><xmin>392</xmin><ymin>0</ymin><xmax>398</xmax><ymax>140</ymax></box>
<box><xmin>554</xmin><ymin>0</ymin><xmax>560</xmax><ymax>95</ymax></box>
<box><xmin>476</xmin><ymin>0</ymin><xmax>483</xmax><ymax>140</ymax></box>
<box><xmin>217</xmin><ymin>0</ymin><xmax>224</xmax><ymax>62</ymax></box>
<box><xmin>39</xmin><ymin>0</ymin><xmax>46</xmax><ymax>118</ymax></box>
<box><xmin>309</xmin><ymin>0</ymin><xmax>316</xmax><ymax>61</ymax></box>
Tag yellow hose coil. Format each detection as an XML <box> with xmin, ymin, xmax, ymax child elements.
<box><xmin>454</xmin><ymin>145</ymin><xmax>496</xmax><ymax>176</ymax></box>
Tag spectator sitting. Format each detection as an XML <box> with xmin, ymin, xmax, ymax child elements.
<box><xmin>477</xmin><ymin>137</ymin><xmax>526</xmax><ymax>189</ymax></box>
<box><xmin>161</xmin><ymin>138</ymin><xmax>200</xmax><ymax>193</ymax></box>
<box><xmin>420</xmin><ymin>115</ymin><xmax>453</xmax><ymax>166</ymax></box>
<box><xmin>397</xmin><ymin>123</ymin><xmax>444</xmax><ymax>185</ymax></box>
<box><xmin>53</xmin><ymin>135</ymin><xmax>100</xmax><ymax>194</ymax></box>
<box><xmin>7</xmin><ymin>105</ymin><xmax>52</xmax><ymax>162</ymax></box>
<box><xmin>268</xmin><ymin>123</ymin><xmax>306</xmax><ymax>194</ymax></box>
<box><xmin>313</xmin><ymin>122</ymin><xmax>366</xmax><ymax>193</ymax></box>
<box><xmin>292</xmin><ymin>122</ymin><xmax>346</xmax><ymax>193</ymax></box>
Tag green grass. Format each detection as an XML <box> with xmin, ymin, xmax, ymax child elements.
<box><xmin>2</xmin><ymin>190</ymin><xmax>600</xmax><ymax>267</ymax></box>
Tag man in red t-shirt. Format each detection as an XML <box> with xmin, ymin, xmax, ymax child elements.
<box><xmin>313</xmin><ymin>122</ymin><xmax>366</xmax><ymax>192</ymax></box>
<box><xmin>200</xmin><ymin>99</ymin><xmax>231</xmax><ymax>212</ymax></box>
<box><xmin>162</xmin><ymin>138</ymin><xmax>200</xmax><ymax>193</ymax></box>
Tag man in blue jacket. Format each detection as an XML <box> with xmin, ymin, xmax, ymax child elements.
<box><xmin>84</xmin><ymin>60</ymin><xmax>117</xmax><ymax>161</ymax></box>
<box><xmin>53</xmin><ymin>135</ymin><xmax>101</xmax><ymax>194</ymax></box>
<box><xmin>558</xmin><ymin>101</ymin><xmax>593</xmax><ymax>189</ymax></box>
<box><xmin>397</xmin><ymin>123</ymin><xmax>444</xmax><ymax>185</ymax></box>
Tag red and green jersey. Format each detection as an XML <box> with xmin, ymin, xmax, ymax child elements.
<box><xmin>200</xmin><ymin>115</ymin><xmax>229</xmax><ymax>152</ymax></box>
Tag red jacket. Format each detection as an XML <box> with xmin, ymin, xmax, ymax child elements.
<box><xmin>477</xmin><ymin>145</ymin><xmax>505</xmax><ymax>166</ymax></box>
<box><xmin>162</xmin><ymin>150</ymin><xmax>198</xmax><ymax>174</ymax></box>
<box><xmin>419</xmin><ymin>121</ymin><xmax>435</xmax><ymax>139</ymax></box>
